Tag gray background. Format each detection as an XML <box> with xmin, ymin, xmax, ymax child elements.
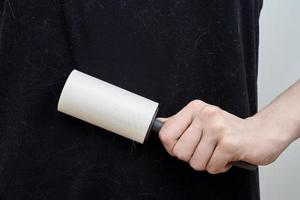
<box><xmin>258</xmin><ymin>0</ymin><xmax>300</xmax><ymax>199</ymax></box>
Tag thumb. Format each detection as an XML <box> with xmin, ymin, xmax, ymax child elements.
<box><xmin>156</xmin><ymin>117</ymin><xmax>169</xmax><ymax>123</ymax></box>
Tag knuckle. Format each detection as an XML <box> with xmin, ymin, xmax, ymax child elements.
<box><xmin>172</xmin><ymin>146</ymin><xmax>190</xmax><ymax>162</ymax></box>
<box><xmin>189</xmin><ymin>160</ymin><xmax>205</xmax><ymax>171</ymax></box>
<box><xmin>219</xmin><ymin>136</ymin><xmax>240</xmax><ymax>153</ymax></box>
<box><xmin>171</xmin><ymin>146</ymin><xmax>179</xmax><ymax>156</ymax></box>
<box><xmin>201</xmin><ymin>106</ymin><xmax>221</xmax><ymax>118</ymax></box>
<box><xmin>159</xmin><ymin>128</ymin><xmax>171</xmax><ymax>144</ymax></box>
<box><xmin>210</xmin><ymin>118</ymin><xmax>226</xmax><ymax>133</ymax></box>
<box><xmin>176</xmin><ymin>153</ymin><xmax>189</xmax><ymax>162</ymax></box>
<box><xmin>206</xmin><ymin>166</ymin><xmax>218</xmax><ymax>174</ymax></box>
<box><xmin>192</xmin><ymin>118</ymin><xmax>203</xmax><ymax>132</ymax></box>
<box><xmin>189</xmin><ymin>99</ymin><xmax>205</xmax><ymax>109</ymax></box>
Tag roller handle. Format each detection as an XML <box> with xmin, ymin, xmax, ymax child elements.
<box><xmin>152</xmin><ymin>119</ymin><xmax>257</xmax><ymax>171</ymax></box>
<box><xmin>152</xmin><ymin>119</ymin><xmax>165</xmax><ymax>133</ymax></box>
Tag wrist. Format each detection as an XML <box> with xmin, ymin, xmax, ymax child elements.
<box><xmin>251</xmin><ymin>108</ymin><xmax>297</xmax><ymax>145</ymax></box>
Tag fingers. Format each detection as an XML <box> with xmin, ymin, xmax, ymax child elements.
<box><xmin>158</xmin><ymin>109</ymin><xmax>192</xmax><ymax>156</ymax></box>
<box><xmin>158</xmin><ymin>100</ymin><xmax>237</xmax><ymax>174</ymax></box>
<box><xmin>159</xmin><ymin>100</ymin><xmax>205</xmax><ymax>155</ymax></box>
<box><xmin>189</xmin><ymin>130</ymin><xmax>218</xmax><ymax>171</ymax></box>
<box><xmin>206</xmin><ymin>146</ymin><xmax>232</xmax><ymax>174</ymax></box>
<box><xmin>172</xmin><ymin>120</ymin><xmax>203</xmax><ymax>162</ymax></box>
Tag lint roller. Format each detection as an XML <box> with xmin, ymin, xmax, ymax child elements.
<box><xmin>57</xmin><ymin>69</ymin><xmax>257</xmax><ymax>171</ymax></box>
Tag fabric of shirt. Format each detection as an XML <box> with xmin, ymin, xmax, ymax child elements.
<box><xmin>0</xmin><ymin>0</ymin><xmax>263</xmax><ymax>199</ymax></box>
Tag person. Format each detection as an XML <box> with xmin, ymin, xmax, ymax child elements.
<box><xmin>2</xmin><ymin>0</ymin><xmax>294</xmax><ymax>199</ymax></box>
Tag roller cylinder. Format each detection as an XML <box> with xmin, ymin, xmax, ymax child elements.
<box><xmin>57</xmin><ymin>70</ymin><xmax>159</xmax><ymax>143</ymax></box>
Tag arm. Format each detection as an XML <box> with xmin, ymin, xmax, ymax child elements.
<box><xmin>255</xmin><ymin>79</ymin><xmax>300</xmax><ymax>143</ymax></box>
<box><xmin>159</xmin><ymin>79</ymin><xmax>300</xmax><ymax>174</ymax></box>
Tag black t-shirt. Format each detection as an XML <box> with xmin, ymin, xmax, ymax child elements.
<box><xmin>0</xmin><ymin>0</ymin><xmax>262</xmax><ymax>199</ymax></box>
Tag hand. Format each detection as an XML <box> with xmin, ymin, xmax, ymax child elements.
<box><xmin>159</xmin><ymin>100</ymin><xmax>293</xmax><ymax>174</ymax></box>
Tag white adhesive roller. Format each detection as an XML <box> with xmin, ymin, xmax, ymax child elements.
<box><xmin>57</xmin><ymin>69</ymin><xmax>160</xmax><ymax>144</ymax></box>
<box><xmin>57</xmin><ymin>69</ymin><xmax>257</xmax><ymax>171</ymax></box>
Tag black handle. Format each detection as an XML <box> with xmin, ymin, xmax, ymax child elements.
<box><xmin>152</xmin><ymin>119</ymin><xmax>257</xmax><ymax>171</ymax></box>
<box><xmin>152</xmin><ymin>119</ymin><xmax>165</xmax><ymax>133</ymax></box>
